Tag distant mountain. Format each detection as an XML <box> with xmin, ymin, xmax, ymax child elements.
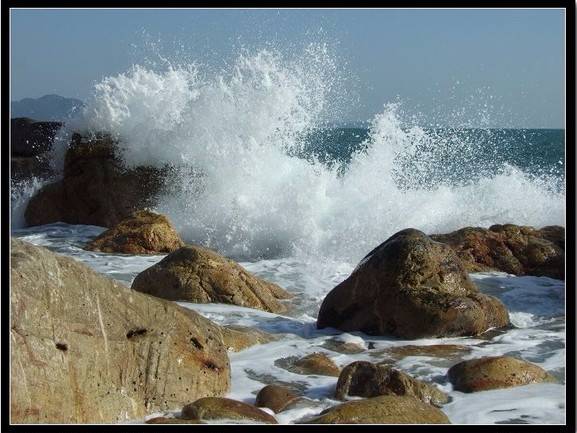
<box><xmin>11</xmin><ymin>94</ymin><xmax>84</xmax><ymax>121</ymax></box>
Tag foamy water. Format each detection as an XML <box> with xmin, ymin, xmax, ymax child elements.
<box><xmin>21</xmin><ymin>45</ymin><xmax>562</xmax><ymax>264</ymax></box>
<box><xmin>12</xmin><ymin>224</ymin><xmax>566</xmax><ymax>425</ymax></box>
<box><xmin>10</xmin><ymin>44</ymin><xmax>566</xmax><ymax>425</ymax></box>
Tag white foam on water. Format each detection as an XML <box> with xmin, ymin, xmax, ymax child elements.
<box><xmin>11</xmin><ymin>225</ymin><xmax>566</xmax><ymax>425</ymax></box>
<box><xmin>35</xmin><ymin>44</ymin><xmax>564</xmax><ymax>263</ymax></box>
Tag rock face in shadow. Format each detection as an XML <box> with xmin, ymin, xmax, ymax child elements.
<box><xmin>447</xmin><ymin>356</ymin><xmax>557</xmax><ymax>392</ymax></box>
<box><xmin>11</xmin><ymin>117</ymin><xmax>62</xmax><ymax>157</ymax></box>
<box><xmin>85</xmin><ymin>210</ymin><xmax>184</xmax><ymax>255</ymax></box>
<box><xmin>131</xmin><ymin>244</ymin><xmax>292</xmax><ymax>313</ymax></box>
<box><xmin>304</xmin><ymin>396</ymin><xmax>450</xmax><ymax>424</ymax></box>
<box><xmin>10</xmin><ymin>238</ymin><xmax>230</xmax><ymax>424</ymax></box>
<box><xmin>25</xmin><ymin>133</ymin><xmax>167</xmax><ymax>228</ymax></box>
<box><xmin>181</xmin><ymin>397</ymin><xmax>277</xmax><ymax>424</ymax></box>
<box><xmin>317</xmin><ymin>229</ymin><xmax>509</xmax><ymax>339</ymax></box>
<box><xmin>335</xmin><ymin>361</ymin><xmax>448</xmax><ymax>407</ymax></box>
<box><xmin>431</xmin><ymin>224</ymin><xmax>564</xmax><ymax>279</ymax></box>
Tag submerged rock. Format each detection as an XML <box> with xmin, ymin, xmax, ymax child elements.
<box><xmin>220</xmin><ymin>325</ymin><xmax>278</xmax><ymax>352</ymax></box>
<box><xmin>335</xmin><ymin>361</ymin><xmax>448</xmax><ymax>407</ymax></box>
<box><xmin>85</xmin><ymin>210</ymin><xmax>184</xmax><ymax>255</ymax></box>
<box><xmin>303</xmin><ymin>396</ymin><xmax>450</xmax><ymax>424</ymax></box>
<box><xmin>181</xmin><ymin>397</ymin><xmax>277</xmax><ymax>424</ymax></box>
<box><xmin>317</xmin><ymin>229</ymin><xmax>510</xmax><ymax>339</ymax></box>
<box><xmin>145</xmin><ymin>417</ymin><xmax>204</xmax><ymax>424</ymax></box>
<box><xmin>431</xmin><ymin>224</ymin><xmax>565</xmax><ymax>279</ymax></box>
<box><xmin>131</xmin><ymin>244</ymin><xmax>291</xmax><ymax>313</ymax></box>
<box><xmin>25</xmin><ymin>133</ymin><xmax>167</xmax><ymax>228</ymax></box>
<box><xmin>10</xmin><ymin>238</ymin><xmax>230</xmax><ymax>424</ymax></box>
<box><xmin>292</xmin><ymin>352</ymin><xmax>341</xmax><ymax>377</ymax></box>
<box><xmin>384</xmin><ymin>344</ymin><xmax>471</xmax><ymax>360</ymax></box>
<box><xmin>447</xmin><ymin>356</ymin><xmax>557</xmax><ymax>392</ymax></box>
<box><xmin>255</xmin><ymin>384</ymin><xmax>300</xmax><ymax>413</ymax></box>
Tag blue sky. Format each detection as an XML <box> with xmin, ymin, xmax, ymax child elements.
<box><xmin>10</xmin><ymin>8</ymin><xmax>565</xmax><ymax>128</ymax></box>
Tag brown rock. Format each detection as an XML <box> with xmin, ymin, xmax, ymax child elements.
<box><xmin>220</xmin><ymin>325</ymin><xmax>278</xmax><ymax>352</ymax></box>
<box><xmin>317</xmin><ymin>229</ymin><xmax>510</xmax><ymax>339</ymax></box>
<box><xmin>431</xmin><ymin>224</ymin><xmax>564</xmax><ymax>279</ymax></box>
<box><xmin>335</xmin><ymin>361</ymin><xmax>448</xmax><ymax>407</ymax></box>
<box><xmin>11</xmin><ymin>156</ymin><xmax>54</xmax><ymax>182</ymax></box>
<box><xmin>10</xmin><ymin>238</ymin><xmax>230</xmax><ymax>424</ymax></box>
<box><xmin>131</xmin><ymin>244</ymin><xmax>291</xmax><ymax>313</ymax></box>
<box><xmin>448</xmin><ymin>356</ymin><xmax>557</xmax><ymax>392</ymax></box>
<box><xmin>25</xmin><ymin>133</ymin><xmax>168</xmax><ymax>228</ymax></box>
<box><xmin>255</xmin><ymin>384</ymin><xmax>299</xmax><ymax>413</ymax></box>
<box><xmin>182</xmin><ymin>397</ymin><xmax>277</xmax><ymax>424</ymax></box>
<box><xmin>320</xmin><ymin>338</ymin><xmax>365</xmax><ymax>354</ymax></box>
<box><xmin>85</xmin><ymin>210</ymin><xmax>184</xmax><ymax>255</ymax></box>
<box><xmin>293</xmin><ymin>352</ymin><xmax>340</xmax><ymax>377</ymax></box>
<box><xmin>303</xmin><ymin>396</ymin><xmax>450</xmax><ymax>424</ymax></box>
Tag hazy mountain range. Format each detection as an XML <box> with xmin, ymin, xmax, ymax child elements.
<box><xmin>11</xmin><ymin>94</ymin><xmax>84</xmax><ymax>121</ymax></box>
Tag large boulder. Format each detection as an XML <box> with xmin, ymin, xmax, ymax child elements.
<box><xmin>11</xmin><ymin>117</ymin><xmax>62</xmax><ymax>157</ymax></box>
<box><xmin>181</xmin><ymin>397</ymin><xmax>277</xmax><ymax>424</ymax></box>
<box><xmin>303</xmin><ymin>396</ymin><xmax>450</xmax><ymax>424</ymax></box>
<box><xmin>85</xmin><ymin>210</ymin><xmax>184</xmax><ymax>255</ymax></box>
<box><xmin>335</xmin><ymin>361</ymin><xmax>448</xmax><ymax>407</ymax></box>
<box><xmin>131</xmin><ymin>245</ymin><xmax>292</xmax><ymax>313</ymax></box>
<box><xmin>10</xmin><ymin>238</ymin><xmax>230</xmax><ymax>424</ymax></box>
<box><xmin>431</xmin><ymin>224</ymin><xmax>564</xmax><ymax>279</ymax></box>
<box><xmin>447</xmin><ymin>356</ymin><xmax>557</xmax><ymax>392</ymax></box>
<box><xmin>24</xmin><ymin>133</ymin><xmax>168</xmax><ymax>228</ymax></box>
<box><xmin>317</xmin><ymin>229</ymin><xmax>509</xmax><ymax>339</ymax></box>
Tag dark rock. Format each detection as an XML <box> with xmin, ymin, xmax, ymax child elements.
<box><xmin>335</xmin><ymin>361</ymin><xmax>448</xmax><ymax>407</ymax></box>
<box><xmin>11</xmin><ymin>117</ymin><xmax>62</xmax><ymax>157</ymax></box>
<box><xmin>131</xmin><ymin>244</ymin><xmax>291</xmax><ymax>313</ymax></box>
<box><xmin>25</xmin><ymin>133</ymin><xmax>168</xmax><ymax>228</ymax></box>
<box><xmin>317</xmin><ymin>229</ymin><xmax>510</xmax><ymax>339</ymax></box>
<box><xmin>448</xmin><ymin>356</ymin><xmax>557</xmax><ymax>392</ymax></box>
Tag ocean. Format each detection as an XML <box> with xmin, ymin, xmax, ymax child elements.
<box><xmin>10</xmin><ymin>47</ymin><xmax>566</xmax><ymax>424</ymax></box>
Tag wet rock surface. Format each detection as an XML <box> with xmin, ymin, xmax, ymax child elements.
<box><xmin>317</xmin><ymin>229</ymin><xmax>510</xmax><ymax>339</ymax></box>
<box><xmin>255</xmin><ymin>384</ymin><xmax>300</xmax><ymax>413</ymax></box>
<box><xmin>131</xmin><ymin>244</ymin><xmax>291</xmax><ymax>313</ymax></box>
<box><xmin>431</xmin><ymin>224</ymin><xmax>565</xmax><ymax>279</ymax></box>
<box><xmin>448</xmin><ymin>356</ymin><xmax>557</xmax><ymax>392</ymax></box>
<box><xmin>182</xmin><ymin>397</ymin><xmax>277</xmax><ymax>424</ymax></box>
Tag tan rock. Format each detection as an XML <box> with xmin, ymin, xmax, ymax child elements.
<box><xmin>85</xmin><ymin>210</ymin><xmax>184</xmax><ymax>255</ymax></box>
<box><xmin>10</xmin><ymin>238</ymin><xmax>230</xmax><ymax>424</ymax></box>
<box><xmin>131</xmin><ymin>245</ymin><xmax>291</xmax><ymax>313</ymax></box>
<box><xmin>304</xmin><ymin>396</ymin><xmax>451</xmax><ymax>424</ymax></box>
<box><xmin>255</xmin><ymin>385</ymin><xmax>300</xmax><ymax>413</ymax></box>
<box><xmin>181</xmin><ymin>397</ymin><xmax>277</xmax><ymax>424</ymax></box>
<box><xmin>335</xmin><ymin>361</ymin><xmax>448</xmax><ymax>407</ymax></box>
<box><xmin>317</xmin><ymin>229</ymin><xmax>510</xmax><ymax>339</ymax></box>
<box><xmin>431</xmin><ymin>224</ymin><xmax>564</xmax><ymax>279</ymax></box>
<box><xmin>448</xmin><ymin>356</ymin><xmax>557</xmax><ymax>392</ymax></box>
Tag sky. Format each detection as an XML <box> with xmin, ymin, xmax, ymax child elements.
<box><xmin>10</xmin><ymin>8</ymin><xmax>565</xmax><ymax>128</ymax></box>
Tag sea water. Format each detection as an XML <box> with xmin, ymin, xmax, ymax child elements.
<box><xmin>10</xmin><ymin>45</ymin><xmax>565</xmax><ymax>424</ymax></box>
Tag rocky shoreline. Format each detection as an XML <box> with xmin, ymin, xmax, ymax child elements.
<box><xmin>10</xmin><ymin>128</ymin><xmax>566</xmax><ymax>424</ymax></box>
